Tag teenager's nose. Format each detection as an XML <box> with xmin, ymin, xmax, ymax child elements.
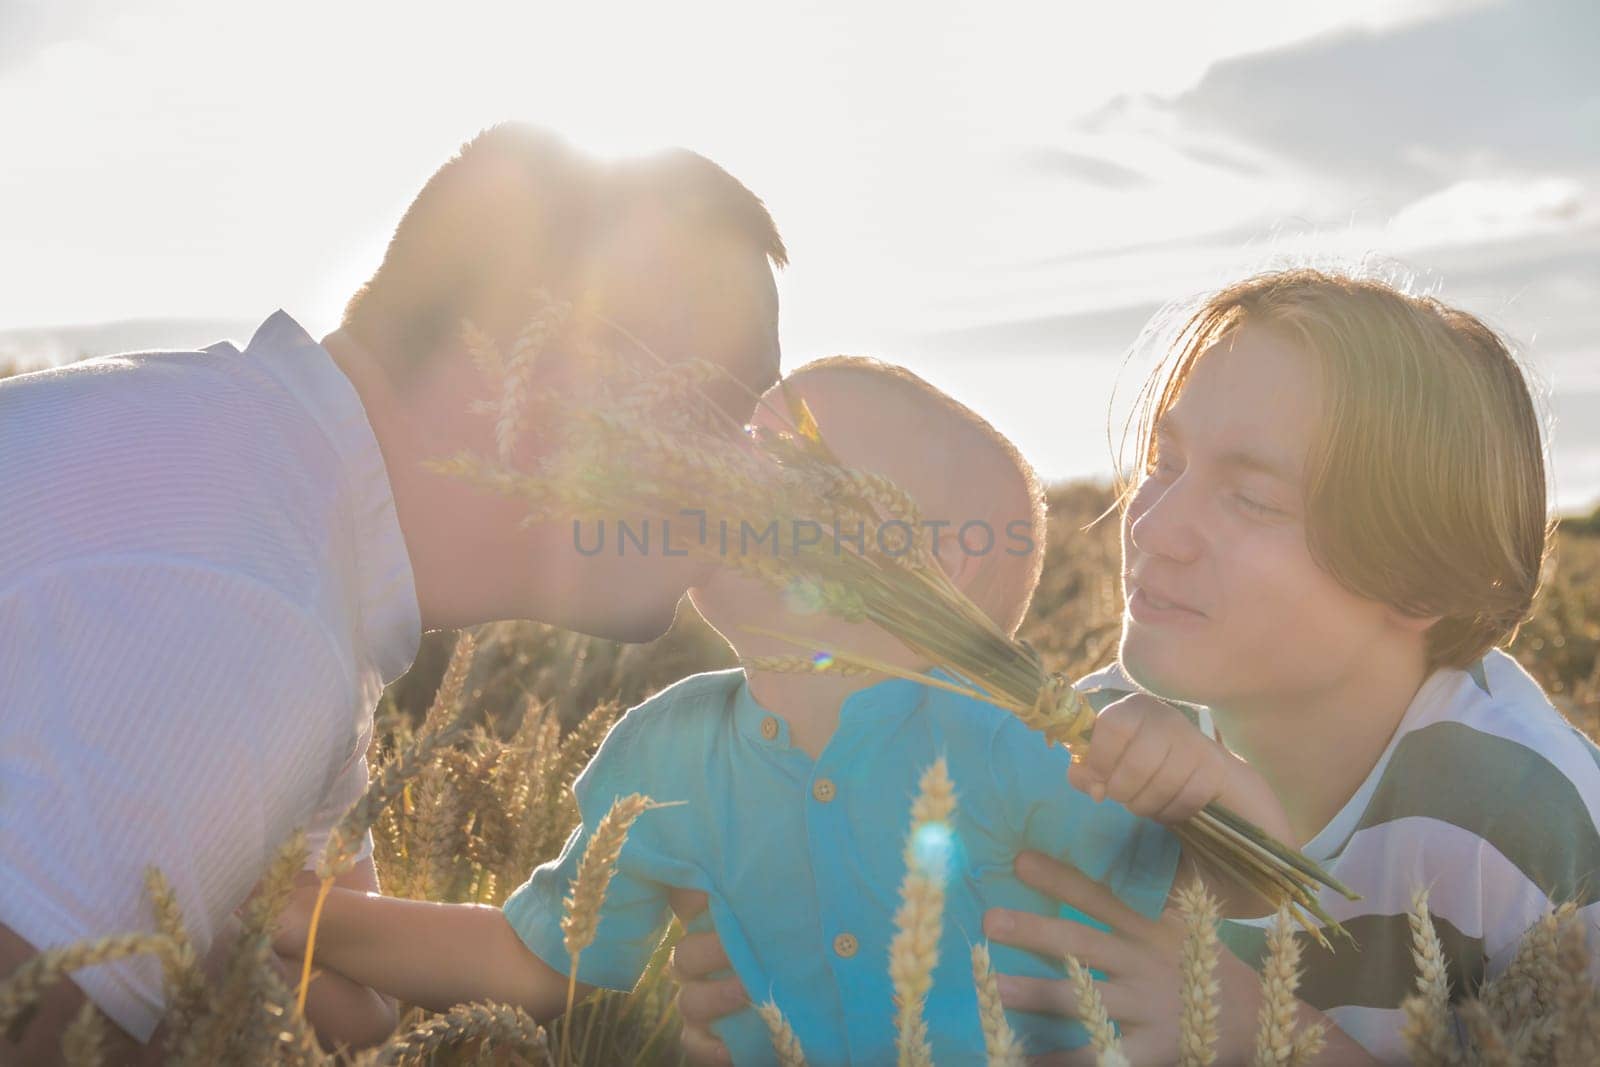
<box><xmin>1127</xmin><ymin>475</ymin><xmax>1205</xmax><ymax>565</ymax></box>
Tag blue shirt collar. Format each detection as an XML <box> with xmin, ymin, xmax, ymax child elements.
<box><xmin>732</xmin><ymin>667</ymin><xmax>951</xmax><ymax>752</ymax></box>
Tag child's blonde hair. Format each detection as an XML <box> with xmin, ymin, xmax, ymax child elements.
<box><xmin>786</xmin><ymin>355</ymin><xmax>1049</xmax><ymax>637</ymax></box>
<box><xmin>1115</xmin><ymin>266</ymin><xmax>1554</xmax><ymax>671</ymax></box>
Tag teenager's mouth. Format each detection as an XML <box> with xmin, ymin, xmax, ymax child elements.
<box><xmin>1127</xmin><ymin>584</ymin><xmax>1207</xmax><ymax>624</ymax></box>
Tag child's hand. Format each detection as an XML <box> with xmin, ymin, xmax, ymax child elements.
<box><xmin>269</xmin><ymin>884</ymin><xmax>323</xmax><ymax>958</ymax></box>
<box><xmin>1067</xmin><ymin>692</ymin><xmax>1241</xmax><ymax>825</ymax></box>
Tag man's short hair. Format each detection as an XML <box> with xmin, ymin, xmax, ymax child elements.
<box><xmin>340</xmin><ymin>123</ymin><xmax>786</xmax><ymax>396</ymax></box>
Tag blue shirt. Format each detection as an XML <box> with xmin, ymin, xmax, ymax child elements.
<box><xmin>502</xmin><ymin>667</ymin><xmax>1180</xmax><ymax>1065</ymax></box>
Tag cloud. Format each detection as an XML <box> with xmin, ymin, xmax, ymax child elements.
<box><xmin>1389</xmin><ymin>176</ymin><xmax>1596</xmax><ymax>246</ymax></box>
<box><xmin>1161</xmin><ymin>0</ymin><xmax>1598</xmax><ymax>191</ymax></box>
<box><xmin>0</xmin><ymin>0</ymin><xmax>120</xmax><ymax>77</ymax></box>
<box><xmin>1018</xmin><ymin>149</ymin><xmax>1151</xmax><ymax>188</ymax></box>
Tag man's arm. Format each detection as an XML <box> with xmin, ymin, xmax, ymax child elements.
<box><xmin>273</xmin><ymin>886</ymin><xmax>587</xmax><ymax>1020</ymax></box>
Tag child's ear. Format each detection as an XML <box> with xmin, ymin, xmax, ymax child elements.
<box><xmin>933</xmin><ymin>538</ymin><xmax>983</xmax><ymax>591</ymax></box>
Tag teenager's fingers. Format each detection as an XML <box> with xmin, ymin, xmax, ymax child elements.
<box><xmin>674</xmin><ymin>974</ymin><xmax>748</xmax><ymax>1026</ymax></box>
<box><xmin>993</xmin><ymin>973</ymin><xmax>1072</xmax><ymax>1016</ymax></box>
<box><xmin>1118</xmin><ymin>1030</ymin><xmax>1177</xmax><ymax>1067</ymax></box>
<box><xmin>993</xmin><ymin>973</ymin><xmax>1141</xmax><ymax>1027</ymax></box>
<box><xmin>1013</xmin><ymin>851</ymin><xmax>1159</xmax><ymax>938</ymax></box>
<box><xmin>678</xmin><ymin>1020</ymin><xmax>734</xmax><ymax>1066</ymax></box>
<box><xmin>669</xmin><ymin>929</ymin><xmax>732</xmax><ymax>982</ymax></box>
<box><xmin>983</xmin><ymin>908</ymin><xmax>1125</xmax><ymax>972</ymax></box>
<box><xmin>1027</xmin><ymin>1048</ymin><xmax>1099</xmax><ymax>1067</ymax></box>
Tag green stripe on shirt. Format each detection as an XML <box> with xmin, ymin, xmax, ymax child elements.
<box><xmin>1218</xmin><ymin>911</ymin><xmax>1485</xmax><ymax>1010</ymax></box>
<box><xmin>1327</xmin><ymin>721</ymin><xmax>1600</xmax><ymax>906</ymax></box>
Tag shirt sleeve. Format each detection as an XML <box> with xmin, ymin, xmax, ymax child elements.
<box><xmin>500</xmin><ymin>712</ymin><xmax>675</xmax><ymax>992</ymax></box>
<box><xmin>300</xmin><ymin>717</ymin><xmax>375</xmax><ymax>872</ymax></box>
<box><xmin>987</xmin><ymin>711</ymin><xmax>1182</xmax><ymax>926</ymax></box>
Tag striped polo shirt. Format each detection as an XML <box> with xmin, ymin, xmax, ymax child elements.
<box><xmin>1078</xmin><ymin>648</ymin><xmax>1600</xmax><ymax>1064</ymax></box>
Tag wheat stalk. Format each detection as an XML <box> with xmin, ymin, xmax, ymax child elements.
<box><xmin>1552</xmin><ymin>910</ymin><xmax>1600</xmax><ymax>1066</ymax></box>
<box><xmin>375</xmin><ymin>1000</ymin><xmax>551</xmax><ymax>1064</ymax></box>
<box><xmin>299</xmin><ymin>712</ymin><xmax>473</xmax><ymax>1013</ymax></box>
<box><xmin>889</xmin><ymin>758</ymin><xmax>956</xmax><ymax>1067</ymax></box>
<box><xmin>420</xmin><ymin>629</ymin><xmax>478</xmax><ymax>739</ymax></box>
<box><xmin>559</xmin><ymin>792</ymin><xmax>675</xmax><ymax>1064</ymax></box>
<box><xmin>1400</xmin><ymin>886</ymin><xmax>1462</xmax><ymax>1067</ymax></box>
<box><xmin>1176</xmin><ymin>879</ymin><xmax>1221</xmax><ymax>1066</ymax></box>
<box><xmin>1252</xmin><ymin>901</ymin><xmax>1326</xmax><ymax>1066</ymax></box>
<box><xmin>971</xmin><ymin>942</ymin><xmax>1024</xmax><ymax>1066</ymax></box>
<box><xmin>58</xmin><ymin>999</ymin><xmax>107</xmax><ymax>1067</ymax></box>
<box><xmin>1065</xmin><ymin>953</ymin><xmax>1129</xmax><ymax>1067</ymax></box>
<box><xmin>0</xmin><ymin>934</ymin><xmax>175</xmax><ymax>1043</ymax></box>
<box><xmin>756</xmin><ymin>998</ymin><xmax>808</xmax><ymax>1066</ymax></box>
<box><xmin>143</xmin><ymin>867</ymin><xmax>208</xmax><ymax>1036</ymax></box>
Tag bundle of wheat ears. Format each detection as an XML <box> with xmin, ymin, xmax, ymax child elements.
<box><xmin>423</xmin><ymin>293</ymin><xmax>1359</xmax><ymax>945</ymax></box>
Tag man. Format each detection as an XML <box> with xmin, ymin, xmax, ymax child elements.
<box><xmin>0</xmin><ymin>122</ymin><xmax>785</xmax><ymax>1063</ymax></box>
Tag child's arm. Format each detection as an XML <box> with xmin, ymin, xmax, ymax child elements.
<box><xmin>1067</xmin><ymin>691</ymin><xmax>1295</xmax><ymax>917</ymax></box>
<box><xmin>272</xmin><ymin>886</ymin><xmax>588</xmax><ymax>1020</ymax></box>
<box><xmin>230</xmin><ymin>854</ymin><xmax>399</xmax><ymax>1048</ymax></box>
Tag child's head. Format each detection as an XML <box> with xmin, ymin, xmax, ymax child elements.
<box><xmin>1114</xmin><ymin>266</ymin><xmax>1553</xmax><ymax>708</ymax></box>
<box><xmin>689</xmin><ymin>356</ymin><xmax>1048</xmax><ymax>663</ymax></box>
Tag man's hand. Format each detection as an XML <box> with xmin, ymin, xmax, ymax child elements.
<box><xmin>666</xmin><ymin>888</ymin><xmax>747</xmax><ymax>1066</ymax></box>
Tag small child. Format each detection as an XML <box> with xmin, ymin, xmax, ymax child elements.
<box><xmin>275</xmin><ymin>356</ymin><xmax>1291</xmax><ymax>1063</ymax></box>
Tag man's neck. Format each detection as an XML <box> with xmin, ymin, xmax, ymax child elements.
<box><xmin>319</xmin><ymin>327</ymin><xmax>446</xmax><ymax>627</ymax></box>
<box><xmin>1204</xmin><ymin>640</ymin><xmax>1436</xmax><ymax>850</ymax></box>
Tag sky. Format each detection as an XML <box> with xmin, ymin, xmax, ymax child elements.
<box><xmin>2</xmin><ymin>0</ymin><xmax>1597</xmax><ymax>509</ymax></box>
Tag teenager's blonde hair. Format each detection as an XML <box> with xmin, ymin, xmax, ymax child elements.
<box><xmin>787</xmin><ymin>356</ymin><xmax>1049</xmax><ymax>637</ymax></box>
<box><xmin>1114</xmin><ymin>267</ymin><xmax>1555</xmax><ymax>671</ymax></box>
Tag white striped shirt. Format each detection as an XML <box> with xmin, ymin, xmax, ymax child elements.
<box><xmin>1079</xmin><ymin>649</ymin><xmax>1600</xmax><ymax>1064</ymax></box>
<box><xmin>0</xmin><ymin>310</ymin><xmax>421</xmax><ymax>1041</ymax></box>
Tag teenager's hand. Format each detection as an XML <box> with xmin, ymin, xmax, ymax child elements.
<box><xmin>667</xmin><ymin>888</ymin><xmax>745</xmax><ymax>1066</ymax></box>
<box><xmin>985</xmin><ymin>850</ymin><xmax>1379</xmax><ymax>1065</ymax></box>
<box><xmin>986</xmin><ymin>851</ymin><xmax>1265</xmax><ymax>1065</ymax></box>
<box><xmin>1069</xmin><ymin>693</ymin><xmax>1240</xmax><ymax>824</ymax></box>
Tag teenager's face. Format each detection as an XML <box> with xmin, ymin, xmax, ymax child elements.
<box><xmin>1118</xmin><ymin>325</ymin><xmax>1399</xmax><ymax>709</ymax></box>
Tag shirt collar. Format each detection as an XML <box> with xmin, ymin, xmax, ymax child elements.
<box><xmin>733</xmin><ymin>667</ymin><xmax>946</xmax><ymax>751</ymax></box>
<box><xmin>243</xmin><ymin>310</ymin><xmax>422</xmax><ymax>685</ymax></box>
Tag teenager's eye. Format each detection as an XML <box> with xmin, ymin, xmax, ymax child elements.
<box><xmin>1234</xmin><ymin>492</ymin><xmax>1281</xmax><ymax>517</ymax></box>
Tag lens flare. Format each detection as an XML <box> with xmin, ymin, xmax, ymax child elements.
<box><xmin>911</xmin><ymin>821</ymin><xmax>954</xmax><ymax>881</ymax></box>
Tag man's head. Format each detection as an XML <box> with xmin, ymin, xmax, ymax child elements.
<box><xmin>1114</xmin><ymin>267</ymin><xmax>1553</xmax><ymax>710</ymax></box>
<box><xmin>336</xmin><ymin>123</ymin><xmax>786</xmax><ymax>640</ymax></box>
<box><xmin>688</xmin><ymin>356</ymin><xmax>1049</xmax><ymax>662</ymax></box>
